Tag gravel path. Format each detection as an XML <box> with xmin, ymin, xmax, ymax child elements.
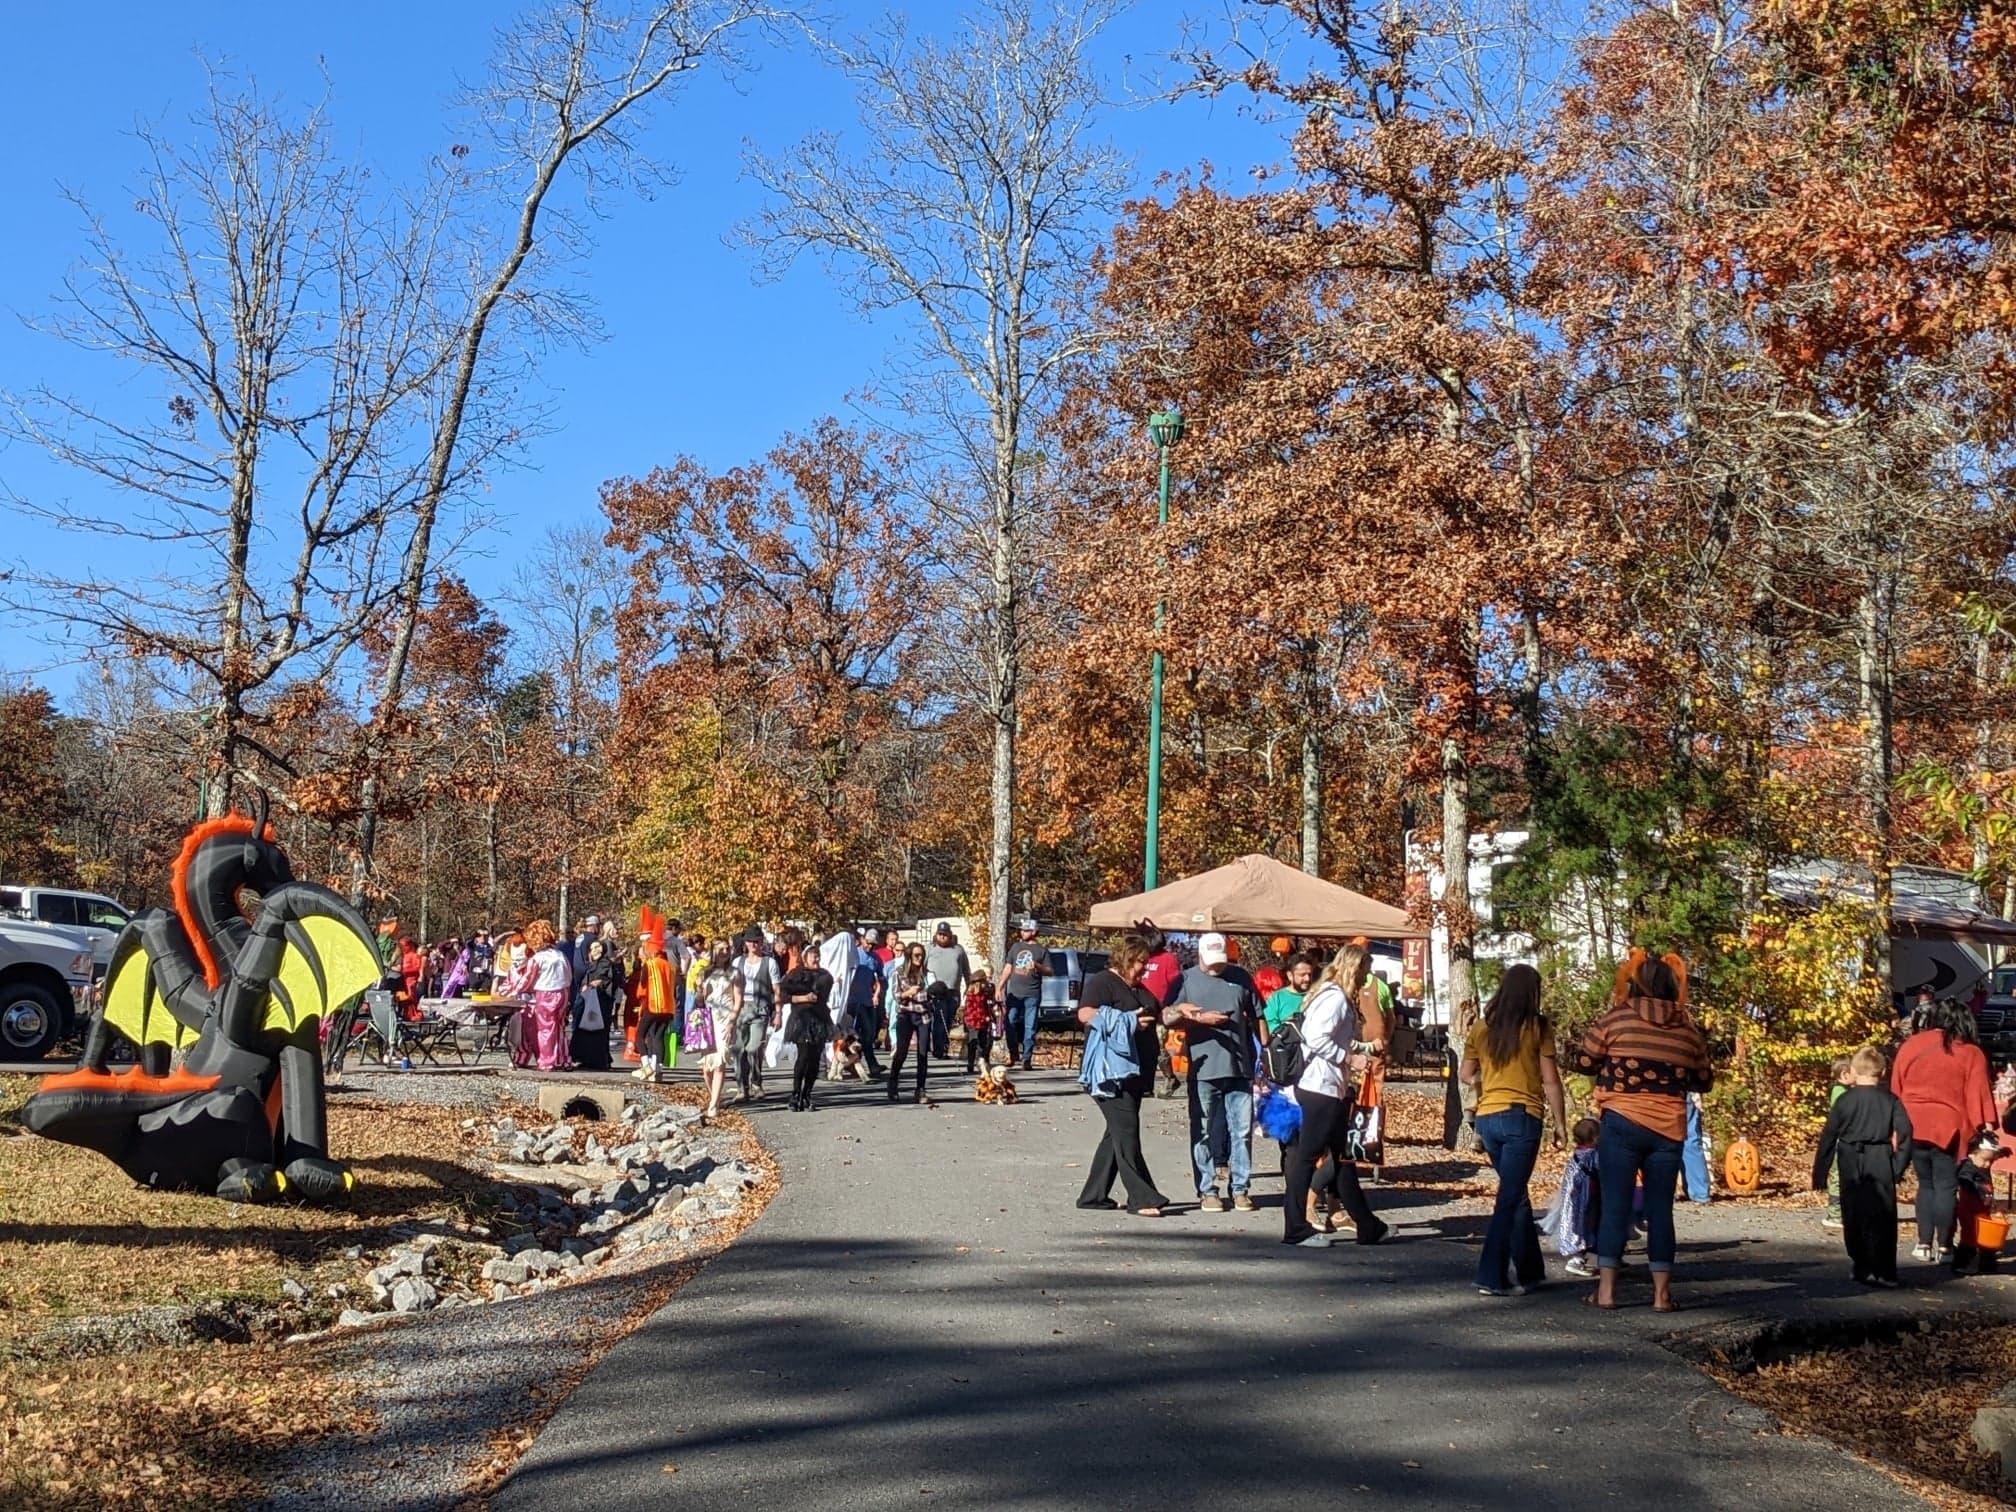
<box><xmin>260</xmin><ymin>1069</ymin><xmax>771</xmax><ymax>1511</ymax></box>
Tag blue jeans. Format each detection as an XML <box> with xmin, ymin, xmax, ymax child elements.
<box><xmin>1596</xmin><ymin>1109</ymin><xmax>1684</xmax><ymax>1273</ymax></box>
<box><xmin>1681</xmin><ymin>1098</ymin><xmax>1711</xmax><ymax>1202</ymax></box>
<box><xmin>1005</xmin><ymin>994</ymin><xmax>1040</xmax><ymax>1067</ymax></box>
<box><xmin>1190</xmin><ymin>1077</ymin><xmax>1253</xmax><ymax>1196</ymax></box>
<box><xmin>1476</xmin><ymin>1108</ymin><xmax>1546</xmax><ymax>1289</ymax></box>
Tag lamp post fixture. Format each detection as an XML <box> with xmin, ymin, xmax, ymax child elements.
<box><xmin>1144</xmin><ymin>408</ymin><xmax>1184</xmax><ymax>891</ymax></box>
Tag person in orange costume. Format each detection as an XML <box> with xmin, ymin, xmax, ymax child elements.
<box><xmin>630</xmin><ymin>907</ymin><xmax>679</xmax><ymax>1084</ymax></box>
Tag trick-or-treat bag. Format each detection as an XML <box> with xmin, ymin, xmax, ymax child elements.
<box><xmin>763</xmin><ymin>1025</ymin><xmax>797</xmax><ymax>1071</ymax></box>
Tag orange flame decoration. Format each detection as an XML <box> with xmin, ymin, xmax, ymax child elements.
<box><xmin>170</xmin><ymin>815</ymin><xmax>274</xmax><ymax>991</ymax></box>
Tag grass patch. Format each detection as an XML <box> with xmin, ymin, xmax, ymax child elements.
<box><xmin>0</xmin><ymin>1343</ymin><xmax>362</xmax><ymax>1509</ymax></box>
<box><xmin>0</xmin><ymin>1073</ymin><xmax>514</xmax><ymax>1508</ymax></box>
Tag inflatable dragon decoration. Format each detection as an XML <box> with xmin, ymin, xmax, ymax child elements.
<box><xmin>21</xmin><ymin>797</ymin><xmax>383</xmax><ymax>1202</ymax></box>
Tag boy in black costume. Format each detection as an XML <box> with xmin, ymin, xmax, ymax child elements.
<box><xmin>1812</xmin><ymin>1045</ymin><xmax>1913</xmax><ymax>1287</ymax></box>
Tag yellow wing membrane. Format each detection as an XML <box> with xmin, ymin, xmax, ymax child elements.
<box><xmin>262</xmin><ymin>889</ymin><xmax>384</xmax><ymax>1034</ymax></box>
<box><xmin>99</xmin><ymin>928</ymin><xmax>196</xmax><ymax>1050</ymax></box>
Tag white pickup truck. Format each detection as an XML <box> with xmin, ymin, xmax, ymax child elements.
<box><xmin>0</xmin><ymin>916</ymin><xmax>95</xmax><ymax>1060</ymax></box>
<box><xmin>0</xmin><ymin>885</ymin><xmax>131</xmax><ymax>973</ymax></box>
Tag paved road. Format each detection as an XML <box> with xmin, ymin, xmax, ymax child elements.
<box><xmin>498</xmin><ymin>1068</ymin><xmax>1936</xmax><ymax>1511</ymax></box>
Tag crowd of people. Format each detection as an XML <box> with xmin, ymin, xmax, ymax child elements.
<box><xmin>371</xmin><ymin>910</ymin><xmax>1082</xmax><ymax>1116</ymax></box>
<box><xmin>368</xmin><ymin>906</ymin><xmax>2016</xmax><ymax>1304</ymax></box>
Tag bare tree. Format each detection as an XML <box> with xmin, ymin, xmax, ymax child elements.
<box><xmin>510</xmin><ymin>523</ymin><xmax>621</xmax><ymax>930</ymax></box>
<box><xmin>743</xmin><ymin>0</ymin><xmax>1126</xmax><ymax>958</ymax></box>
<box><xmin>351</xmin><ymin>0</ymin><xmax>788</xmax><ymax>901</ymax></box>
<box><xmin>1</xmin><ymin>80</ymin><xmax>469</xmax><ymax>815</ymax></box>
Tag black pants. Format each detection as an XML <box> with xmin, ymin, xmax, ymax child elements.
<box><xmin>636</xmin><ymin>1012</ymin><xmax>674</xmax><ymax>1062</ymax></box>
<box><xmin>791</xmin><ymin>1040</ymin><xmax>824</xmax><ymax>1105</ymax></box>
<box><xmin>1837</xmin><ymin>1145</ymin><xmax>1900</xmax><ymax>1281</ymax></box>
<box><xmin>854</xmin><ymin>1002</ymin><xmax>885</xmax><ymax>1073</ymax></box>
<box><xmin>1078</xmin><ymin>1085</ymin><xmax>1168</xmax><ymax>1211</ymax></box>
<box><xmin>888</xmin><ymin>1012</ymin><xmax>930</xmax><ymax>1100</ymax></box>
<box><xmin>1284</xmin><ymin>1087</ymin><xmax>1381</xmax><ymax>1244</ymax></box>
<box><xmin>1911</xmin><ymin>1140</ymin><xmax>1959</xmax><ymax>1249</ymax></box>
<box><xmin>964</xmin><ymin>1024</ymin><xmax>995</xmax><ymax>1072</ymax></box>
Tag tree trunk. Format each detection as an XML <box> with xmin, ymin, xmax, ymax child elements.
<box><xmin>1517</xmin><ymin>606</ymin><xmax>1545</xmax><ymax>811</ymax></box>
<box><xmin>1442</xmin><ymin>732</ymin><xmax>1475</xmax><ymax>1014</ymax></box>
<box><xmin>1975</xmin><ymin>630</ymin><xmax>1995</xmax><ymax>880</ymax></box>
<box><xmin>1441</xmin><ymin>612</ymin><xmax>1480</xmax><ymax>1017</ymax></box>
<box><xmin>1300</xmin><ymin>724</ymin><xmax>1322</xmax><ymax>876</ymax></box>
<box><xmin>1858</xmin><ymin>570</ymin><xmax>1895</xmax><ymax>998</ymax></box>
<box><xmin>988</xmin><ymin>669</ymin><xmax>1014</xmax><ymax>966</ymax></box>
<box><xmin>986</xmin><ymin>431</ymin><xmax>1017</xmax><ymax>967</ymax></box>
<box><xmin>418</xmin><ymin>814</ymin><xmax>431</xmax><ymax>945</ymax></box>
<box><xmin>485</xmin><ymin>797</ymin><xmax>500</xmax><ymax>926</ymax></box>
<box><xmin>558</xmin><ymin>851</ymin><xmax>572</xmax><ymax>938</ymax></box>
<box><xmin>351</xmin><ymin>775</ymin><xmax>380</xmax><ymax>907</ymax></box>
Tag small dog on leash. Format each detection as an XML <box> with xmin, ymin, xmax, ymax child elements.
<box><xmin>828</xmin><ymin>1036</ymin><xmax>871</xmax><ymax>1082</ymax></box>
<box><xmin>974</xmin><ymin>1063</ymin><xmax>1018</xmax><ymax>1104</ymax></box>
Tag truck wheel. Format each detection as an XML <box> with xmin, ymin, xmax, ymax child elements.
<box><xmin>0</xmin><ymin>984</ymin><xmax>64</xmax><ymax>1060</ymax></box>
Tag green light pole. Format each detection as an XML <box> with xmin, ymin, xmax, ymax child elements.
<box><xmin>1144</xmin><ymin>408</ymin><xmax>1184</xmax><ymax>890</ymax></box>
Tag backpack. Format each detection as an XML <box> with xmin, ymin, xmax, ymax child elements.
<box><xmin>1264</xmin><ymin>1017</ymin><xmax>1307</xmax><ymax>1086</ymax></box>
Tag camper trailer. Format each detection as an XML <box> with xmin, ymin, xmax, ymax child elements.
<box><xmin>1407</xmin><ymin>833</ymin><xmax>2011</xmax><ymax>1025</ymax></box>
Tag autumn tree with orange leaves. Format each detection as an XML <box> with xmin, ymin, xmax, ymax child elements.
<box><xmin>604</xmin><ymin>419</ymin><xmax>934</xmax><ymax>930</ymax></box>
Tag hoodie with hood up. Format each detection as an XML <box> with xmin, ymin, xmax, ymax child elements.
<box><xmin>1572</xmin><ymin>994</ymin><xmax>1712</xmax><ymax>1142</ymax></box>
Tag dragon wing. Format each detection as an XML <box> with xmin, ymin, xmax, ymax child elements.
<box><xmin>99</xmin><ymin>918</ymin><xmax>200</xmax><ymax>1051</ymax></box>
<box><xmin>262</xmin><ymin>884</ymin><xmax>385</xmax><ymax>1035</ymax></box>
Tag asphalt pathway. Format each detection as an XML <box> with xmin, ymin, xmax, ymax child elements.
<box><xmin>497</xmin><ymin>1067</ymin><xmax>1941</xmax><ymax>1511</ymax></box>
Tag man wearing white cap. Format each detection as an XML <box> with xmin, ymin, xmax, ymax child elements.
<box><xmin>997</xmin><ymin>917</ymin><xmax>1051</xmax><ymax>1071</ymax></box>
<box><xmin>1166</xmin><ymin>932</ymin><xmax>1262</xmax><ymax>1211</ymax></box>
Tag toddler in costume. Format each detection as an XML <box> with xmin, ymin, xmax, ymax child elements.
<box><xmin>962</xmin><ymin>970</ymin><xmax>999</xmax><ymax>1073</ymax></box>
<box><xmin>1539</xmin><ymin>1117</ymin><xmax>1602</xmax><ymax>1279</ymax></box>
<box><xmin>1953</xmin><ymin>1125</ymin><xmax>2005</xmax><ymax>1275</ymax></box>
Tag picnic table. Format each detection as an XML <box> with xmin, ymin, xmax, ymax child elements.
<box><xmin>421</xmin><ymin>995</ymin><xmax>525</xmax><ymax>1064</ymax></box>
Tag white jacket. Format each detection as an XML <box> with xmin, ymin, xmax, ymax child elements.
<box><xmin>1296</xmin><ymin>982</ymin><xmax>1359</xmax><ymax>1099</ymax></box>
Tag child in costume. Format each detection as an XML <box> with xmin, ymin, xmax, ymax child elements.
<box><xmin>962</xmin><ymin>968</ymin><xmax>999</xmax><ymax>1073</ymax></box>
<box><xmin>1953</xmin><ymin>1125</ymin><xmax>2004</xmax><ymax>1274</ymax></box>
<box><xmin>1812</xmin><ymin>1045</ymin><xmax>1913</xmax><ymax>1287</ymax></box>
<box><xmin>1539</xmin><ymin>1116</ymin><xmax>1602</xmax><ymax>1278</ymax></box>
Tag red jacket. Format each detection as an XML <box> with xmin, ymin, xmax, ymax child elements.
<box><xmin>1892</xmin><ymin>1029</ymin><xmax>1997</xmax><ymax>1155</ymax></box>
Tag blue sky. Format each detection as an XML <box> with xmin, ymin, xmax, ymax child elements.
<box><xmin>0</xmin><ymin>1</ymin><xmax>1294</xmax><ymax>703</ymax></box>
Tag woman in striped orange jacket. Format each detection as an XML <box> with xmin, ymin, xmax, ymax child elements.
<box><xmin>1573</xmin><ymin>950</ymin><xmax>1712</xmax><ymax>1312</ymax></box>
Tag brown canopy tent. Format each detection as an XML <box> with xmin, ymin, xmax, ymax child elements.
<box><xmin>1087</xmin><ymin>853</ymin><xmax>1426</xmax><ymax>939</ymax></box>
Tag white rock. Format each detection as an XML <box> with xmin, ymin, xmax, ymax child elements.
<box><xmin>280</xmin><ymin>1278</ymin><xmax>307</xmax><ymax>1303</ymax></box>
<box><xmin>390</xmin><ymin>1277</ymin><xmax>438</xmax><ymax>1313</ymax></box>
<box><xmin>482</xmin><ymin>1258</ymin><xmax>531</xmax><ymax>1285</ymax></box>
<box><xmin>337</xmin><ymin>1308</ymin><xmax>375</xmax><ymax>1329</ymax></box>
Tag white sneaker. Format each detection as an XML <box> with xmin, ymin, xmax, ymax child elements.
<box><xmin>1911</xmin><ymin>1243</ymin><xmax>1934</xmax><ymax>1263</ymax></box>
<box><xmin>1565</xmin><ymin>1256</ymin><xmax>1597</xmax><ymax>1279</ymax></box>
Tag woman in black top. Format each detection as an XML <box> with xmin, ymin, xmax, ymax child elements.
<box><xmin>779</xmin><ymin>954</ymin><xmax>835</xmax><ymax>1112</ymax></box>
<box><xmin>570</xmin><ymin>939</ymin><xmax>620</xmax><ymax>1071</ymax></box>
<box><xmin>1075</xmin><ymin>932</ymin><xmax>1169</xmax><ymax>1216</ymax></box>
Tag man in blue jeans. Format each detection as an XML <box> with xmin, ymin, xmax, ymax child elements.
<box><xmin>1165</xmin><ymin>932</ymin><xmax>1261</xmax><ymax>1211</ymax></box>
<box><xmin>997</xmin><ymin>918</ymin><xmax>1050</xmax><ymax>1071</ymax></box>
